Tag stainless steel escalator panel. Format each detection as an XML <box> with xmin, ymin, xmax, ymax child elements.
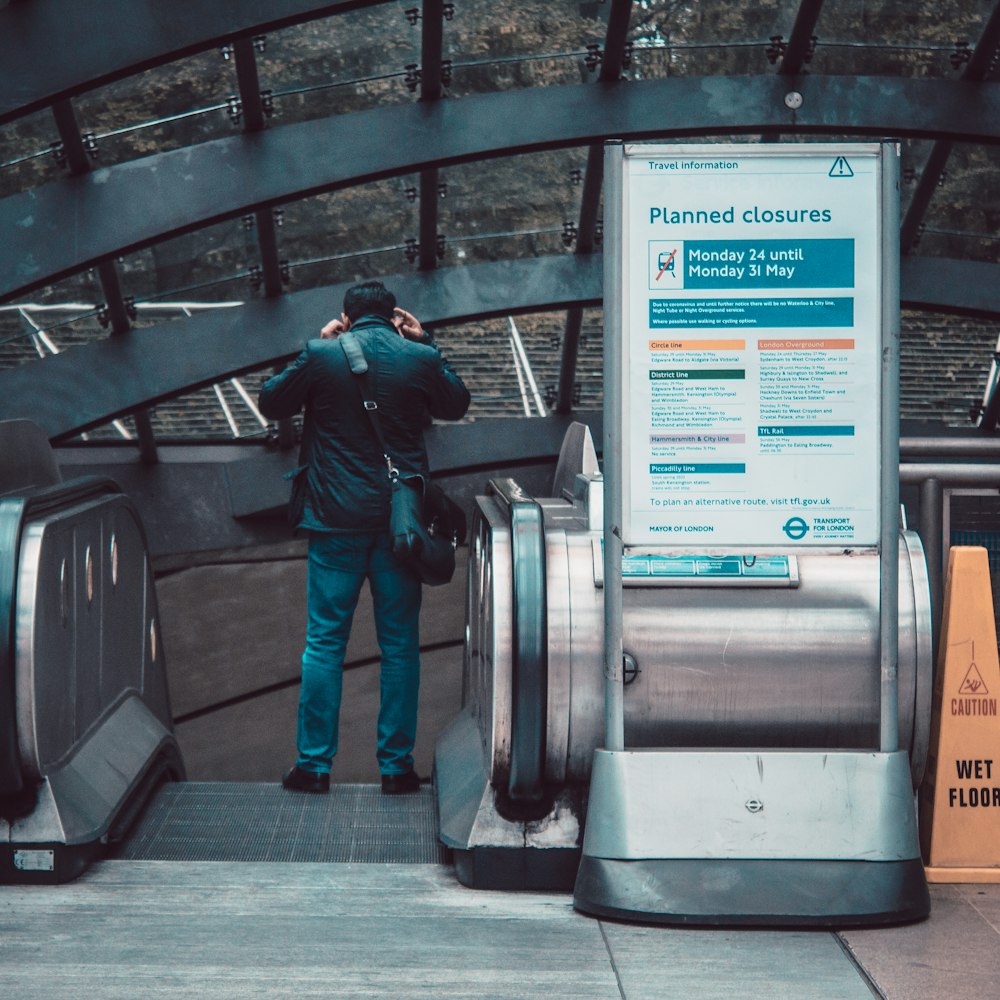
<box><xmin>1</xmin><ymin>484</ymin><xmax>182</xmax><ymax>883</ymax></box>
<box><xmin>15</xmin><ymin>496</ymin><xmax>171</xmax><ymax>778</ymax></box>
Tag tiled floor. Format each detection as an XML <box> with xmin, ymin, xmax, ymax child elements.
<box><xmin>11</xmin><ymin>781</ymin><xmax>985</xmax><ymax>998</ymax></box>
<box><xmin>0</xmin><ymin>861</ymin><xmax>996</xmax><ymax>999</ymax></box>
<box><xmin>843</xmin><ymin>883</ymin><xmax>1000</xmax><ymax>1000</ymax></box>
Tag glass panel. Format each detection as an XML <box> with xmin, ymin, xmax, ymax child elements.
<box><xmin>439</xmin><ymin>150</ymin><xmax>584</xmax><ymax>266</ymax></box>
<box><xmin>72</xmin><ymin>50</ymin><xmax>239</xmax><ymax>170</ymax></box>
<box><xmin>810</xmin><ymin>0</ymin><xmax>997</xmax><ymax>77</ymax></box>
<box><xmin>282</xmin><ymin>182</ymin><xmax>413</xmax><ymax>292</ymax></box>
<box><xmin>901</xmin><ymin>311</ymin><xmax>998</xmax><ymax>427</ymax></box>
<box><xmin>123</xmin><ymin>218</ymin><xmax>254</xmax><ymax>305</ymax></box>
<box><xmin>628</xmin><ymin>0</ymin><xmax>800</xmax><ymax>78</ymax></box>
<box><xmin>76</xmin><ymin>306</ymin><xmax>603</xmax><ymax>440</ymax></box>
<box><xmin>443</xmin><ymin>2</ymin><xmax>611</xmax><ymax>96</ymax></box>
<box><xmin>418</xmin><ymin>309</ymin><xmax>604</xmax><ymax>420</ymax></box>
<box><xmin>0</xmin><ymin>107</ymin><xmax>65</xmax><ymax>198</ymax></box>
<box><xmin>0</xmin><ymin>270</ymin><xmax>108</xmax><ymax>373</ymax></box>
<box><xmin>5</xmin><ymin>0</ymin><xmax>1000</xmax><ymax>448</ymax></box>
<box><xmin>251</xmin><ymin>7</ymin><xmax>416</xmax><ymax>123</ymax></box>
<box><xmin>911</xmin><ymin>143</ymin><xmax>1000</xmax><ymax>265</ymax></box>
<box><xmin>144</xmin><ymin>380</ymin><xmax>270</xmax><ymax>441</ymax></box>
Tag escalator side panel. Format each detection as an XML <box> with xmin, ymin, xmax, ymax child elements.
<box><xmin>1</xmin><ymin>489</ymin><xmax>183</xmax><ymax>882</ymax></box>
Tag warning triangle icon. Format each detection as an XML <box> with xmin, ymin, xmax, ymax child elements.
<box><xmin>829</xmin><ymin>157</ymin><xmax>854</xmax><ymax>178</ymax></box>
<box><xmin>959</xmin><ymin>662</ymin><xmax>990</xmax><ymax>696</ymax></box>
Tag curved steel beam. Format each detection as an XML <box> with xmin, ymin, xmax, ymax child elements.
<box><xmin>417</xmin><ymin>0</ymin><xmax>446</xmax><ymax>270</ymax></box>
<box><xmin>1</xmin><ymin>252</ymin><xmax>997</xmax><ymax>443</ymax></box>
<box><xmin>900</xmin><ymin>256</ymin><xmax>1000</xmax><ymax>319</ymax></box>
<box><xmin>4</xmin><ymin>74</ymin><xmax>1000</xmax><ymax>302</ymax></box>
<box><xmin>0</xmin><ymin>255</ymin><xmax>602</xmax><ymax>441</ymax></box>
<box><xmin>49</xmin><ymin>89</ymin><xmax>160</xmax><ymax>460</ymax></box>
<box><xmin>0</xmin><ymin>0</ymin><xmax>390</xmax><ymax>125</ymax></box>
<box><xmin>778</xmin><ymin>0</ymin><xmax>826</xmax><ymax>76</ymax></box>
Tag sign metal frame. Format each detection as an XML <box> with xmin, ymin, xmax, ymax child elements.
<box><xmin>617</xmin><ymin>142</ymin><xmax>889</xmax><ymax>553</ymax></box>
<box><xmin>602</xmin><ymin>140</ymin><xmax>901</xmax><ymax>754</ymax></box>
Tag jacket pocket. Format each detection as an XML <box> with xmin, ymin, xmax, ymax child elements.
<box><xmin>284</xmin><ymin>465</ymin><xmax>309</xmax><ymax>527</ymax></box>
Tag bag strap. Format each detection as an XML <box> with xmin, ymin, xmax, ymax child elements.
<box><xmin>340</xmin><ymin>330</ymin><xmax>397</xmax><ymax>482</ymax></box>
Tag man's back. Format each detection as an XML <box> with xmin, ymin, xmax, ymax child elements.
<box><xmin>259</xmin><ymin>314</ymin><xmax>470</xmax><ymax>532</ymax></box>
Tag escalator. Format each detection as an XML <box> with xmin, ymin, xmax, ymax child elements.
<box><xmin>0</xmin><ymin>420</ymin><xmax>182</xmax><ymax>882</ymax></box>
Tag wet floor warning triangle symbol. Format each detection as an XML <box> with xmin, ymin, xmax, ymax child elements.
<box><xmin>829</xmin><ymin>157</ymin><xmax>854</xmax><ymax>178</ymax></box>
<box><xmin>959</xmin><ymin>662</ymin><xmax>990</xmax><ymax>695</ymax></box>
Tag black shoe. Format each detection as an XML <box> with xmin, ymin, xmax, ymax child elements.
<box><xmin>281</xmin><ymin>765</ymin><xmax>330</xmax><ymax>794</ymax></box>
<box><xmin>380</xmin><ymin>769</ymin><xmax>426</xmax><ymax>795</ymax></box>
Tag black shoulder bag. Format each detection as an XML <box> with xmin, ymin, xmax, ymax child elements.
<box><xmin>340</xmin><ymin>331</ymin><xmax>466</xmax><ymax>586</ymax></box>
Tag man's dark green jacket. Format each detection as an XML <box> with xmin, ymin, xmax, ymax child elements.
<box><xmin>258</xmin><ymin>315</ymin><xmax>470</xmax><ymax>533</ymax></box>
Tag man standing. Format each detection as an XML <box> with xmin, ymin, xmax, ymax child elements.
<box><xmin>258</xmin><ymin>280</ymin><xmax>470</xmax><ymax>794</ymax></box>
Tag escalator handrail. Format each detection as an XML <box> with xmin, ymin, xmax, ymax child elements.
<box><xmin>488</xmin><ymin>478</ymin><xmax>548</xmax><ymax>808</ymax></box>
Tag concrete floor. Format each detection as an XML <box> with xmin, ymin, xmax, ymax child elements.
<box><xmin>0</xmin><ymin>861</ymin><xmax>996</xmax><ymax>999</ymax></box>
<box><xmin>842</xmin><ymin>883</ymin><xmax>1000</xmax><ymax>1000</ymax></box>
<box><xmin>119</xmin><ymin>542</ymin><xmax>1000</xmax><ymax>997</ymax></box>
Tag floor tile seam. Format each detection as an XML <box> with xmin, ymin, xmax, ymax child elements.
<box><xmin>597</xmin><ymin>921</ymin><xmax>628</xmax><ymax>1000</ymax></box>
<box><xmin>962</xmin><ymin>895</ymin><xmax>1000</xmax><ymax>936</ymax></box>
<box><xmin>834</xmin><ymin>932</ymin><xmax>888</xmax><ymax>1000</ymax></box>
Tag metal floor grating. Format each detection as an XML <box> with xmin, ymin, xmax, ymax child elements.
<box><xmin>115</xmin><ymin>782</ymin><xmax>450</xmax><ymax>864</ymax></box>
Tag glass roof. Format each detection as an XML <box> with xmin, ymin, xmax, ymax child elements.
<box><xmin>1</xmin><ymin>0</ymin><xmax>998</xmax><ymax>440</ymax></box>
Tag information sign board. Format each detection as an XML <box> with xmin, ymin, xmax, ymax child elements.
<box><xmin>617</xmin><ymin>143</ymin><xmax>889</xmax><ymax>548</ymax></box>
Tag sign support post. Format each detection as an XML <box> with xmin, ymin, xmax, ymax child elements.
<box><xmin>602</xmin><ymin>140</ymin><xmax>626</xmax><ymax>754</ymax></box>
<box><xmin>879</xmin><ymin>142</ymin><xmax>902</xmax><ymax>754</ymax></box>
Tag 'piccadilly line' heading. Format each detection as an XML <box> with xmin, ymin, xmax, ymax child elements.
<box><xmin>650</xmin><ymin>206</ymin><xmax>833</xmax><ymax>225</ymax></box>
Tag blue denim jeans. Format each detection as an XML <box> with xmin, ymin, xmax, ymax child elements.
<box><xmin>296</xmin><ymin>531</ymin><xmax>422</xmax><ymax>776</ymax></box>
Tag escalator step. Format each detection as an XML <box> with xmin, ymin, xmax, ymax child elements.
<box><xmin>115</xmin><ymin>782</ymin><xmax>448</xmax><ymax>864</ymax></box>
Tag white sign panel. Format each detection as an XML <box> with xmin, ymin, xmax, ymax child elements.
<box><xmin>620</xmin><ymin>143</ymin><xmax>885</xmax><ymax>549</ymax></box>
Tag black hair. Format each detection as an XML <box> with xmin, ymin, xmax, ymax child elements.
<box><xmin>343</xmin><ymin>280</ymin><xmax>396</xmax><ymax>322</ymax></box>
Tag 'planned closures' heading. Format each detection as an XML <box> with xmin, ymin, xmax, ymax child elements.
<box><xmin>650</xmin><ymin>206</ymin><xmax>834</xmax><ymax>225</ymax></box>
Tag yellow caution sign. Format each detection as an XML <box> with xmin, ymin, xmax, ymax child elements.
<box><xmin>922</xmin><ymin>546</ymin><xmax>1000</xmax><ymax>882</ymax></box>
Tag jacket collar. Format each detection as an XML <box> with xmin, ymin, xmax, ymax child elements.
<box><xmin>349</xmin><ymin>314</ymin><xmax>395</xmax><ymax>333</ymax></box>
